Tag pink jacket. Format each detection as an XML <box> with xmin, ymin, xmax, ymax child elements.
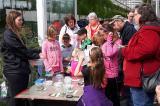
<box><xmin>101</xmin><ymin>39</ymin><xmax>122</xmax><ymax>78</ymax></box>
<box><xmin>41</xmin><ymin>39</ymin><xmax>63</xmax><ymax>73</ymax></box>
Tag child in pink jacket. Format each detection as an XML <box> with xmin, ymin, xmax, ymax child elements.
<box><xmin>41</xmin><ymin>25</ymin><xmax>63</xmax><ymax>75</ymax></box>
<box><xmin>93</xmin><ymin>24</ymin><xmax>122</xmax><ymax>106</ymax></box>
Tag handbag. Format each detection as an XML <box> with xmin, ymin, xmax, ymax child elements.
<box><xmin>141</xmin><ymin>65</ymin><xmax>160</xmax><ymax>93</ymax></box>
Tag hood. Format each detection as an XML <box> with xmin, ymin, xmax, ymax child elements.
<box><xmin>141</xmin><ymin>22</ymin><xmax>160</xmax><ymax>36</ymax></box>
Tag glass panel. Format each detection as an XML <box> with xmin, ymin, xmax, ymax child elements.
<box><xmin>47</xmin><ymin>0</ymin><xmax>75</xmax><ymax>25</ymax></box>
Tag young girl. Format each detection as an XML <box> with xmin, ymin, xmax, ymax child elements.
<box><xmin>75</xmin><ymin>47</ymin><xmax>113</xmax><ymax>106</ymax></box>
<box><xmin>66</xmin><ymin>48</ymin><xmax>83</xmax><ymax>76</ymax></box>
<box><xmin>93</xmin><ymin>23</ymin><xmax>122</xmax><ymax>106</ymax></box>
<box><xmin>41</xmin><ymin>25</ymin><xmax>63</xmax><ymax>75</ymax></box>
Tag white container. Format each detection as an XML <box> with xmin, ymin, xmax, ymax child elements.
<box><xmin>0</xmin><ymin>82</ymin><xmax>7</xmax><ymax>98</ymax></box>
<box><xmin>64</xmin><ymin>76</ymin><xmax>72</xmax><ymax>85</ymax></box>
<box><xmin>55</xmin><ymin>74</ymin><xmax>64</xmax><ymax>82</ymax></box>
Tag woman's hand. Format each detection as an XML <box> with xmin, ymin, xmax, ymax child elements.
<box><xmin>156</xmin><ymin>85</ymin><xmax>160</xmax><ymax>103</ymax></box>
<box><xmin>30</xmin><ymin>60</ymin><xmax>36</xmax><ymax>66</ymax></box>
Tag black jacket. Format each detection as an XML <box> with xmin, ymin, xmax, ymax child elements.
<box><xmin>1</xmin><ymin>29</ymin><xmax>40</xmax><ymax>75</ymax></box>
<box><xmin>120</xmin><ymin>21</ymin><xmax>137</xmax><ymax>45</ymax></box>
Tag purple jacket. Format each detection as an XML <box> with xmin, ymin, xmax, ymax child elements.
<box><xmin>101</xmin><ymin>39</ymin><xmax>122</xmax><ymax>78</ymax></box>
<box><xmin>77</xmin><ymin>85</ymin><xmax>113</xmax><ymax>106</ymax></box>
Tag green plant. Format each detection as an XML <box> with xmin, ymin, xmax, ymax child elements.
<box><xmin>143</xmin><ymin>0</ymin><xmax>151</xmax><ymax>3</ymax></box>
<box><xmin>20</xmin><ymin>24</ymin><xmax>40</xmax><ymax>49</ymax></box>
<box><xmin>77</xmin><ymin>0</ymin><xmax>128</xmax><ymax>18</ymax></box>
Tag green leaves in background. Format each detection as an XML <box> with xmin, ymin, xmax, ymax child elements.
<box><xmin>77</xmin><ymin>0</ymin><xmax>128</xmax><ymax>19</ymax></box>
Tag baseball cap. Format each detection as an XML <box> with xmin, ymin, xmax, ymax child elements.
<box><xmin>110</xmin><ymin>15</ymin><xmax>125</xmax><ymax>24</ymax></box>
<box><xmin>76</xmin><ymin>28</ymin><xmax>87</xmax><ymax>36</ymax></box>
<box><xmin>87</xmin><ymin>12</ymin><xmax>98</xmax><ymax>20</ymax></box>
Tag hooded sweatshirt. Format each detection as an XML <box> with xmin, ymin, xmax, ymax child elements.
<box><xmin>42</xmin><ymin>39</ymin><xmax>63</xmax><ymax>73</ymax></box>
<box><xmin>121</xmin><ymin>22</ymin><xmax>160</xmax><ymax>87</ymax></box>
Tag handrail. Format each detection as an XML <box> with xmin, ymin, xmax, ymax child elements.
<box><xmin>112</xmin><ymin>0</ymin><xmax>131</xmax><ymax>10</ymax></box>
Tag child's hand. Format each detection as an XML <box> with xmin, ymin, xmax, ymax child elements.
<box><xmin>117</xmin><ymin>44</ymin><xmax>128</xmax><ymax>49</ymax></box>
<box><xmin>66</xmin><ymin>66</ymin><xmax>71</xmax><ymax>74</ymax></box>
<box><xmin>64</xmin><ymin>57</ymin><xmax>71</xmax><ymax>62</ymax></box>
<box><xmin>51</xmin><ymin>64</ymin><xmax>59</xmax><ymax>68</ymax></box>
<box><xmin>107</xmin><ymin>32</ymin><xmax>113</xmax><ymax>42</ymax></box>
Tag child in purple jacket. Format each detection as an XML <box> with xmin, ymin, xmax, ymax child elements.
<box><xmin>74</xmin><ymin>47</ymin><xmax>113</xmax><ymax>106</ymax></box>
<box><xmin>41</xmin><ymin>25</ymin><xmax>63</xmax><ymax>75</ymax></box>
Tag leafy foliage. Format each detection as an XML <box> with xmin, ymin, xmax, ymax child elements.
<box><xmin>20</xmin><ymin>25</ymin><xmax>39</xmax><ymax>49</ymax></box>
<box><xmin>143</xmin><ymin>0</ymin><xmax>151</xmax><ymax>4</ymax></box>
<box><xmin>77</xmin><ymin>0</ymin><xmax>128</xmax><ymax>18</ymax></box>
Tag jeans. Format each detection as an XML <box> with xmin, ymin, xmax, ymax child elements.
<box><xmin>130</xmin><ymin>87</ymin><xmax>155</xmax><ymax>106</ymax></box>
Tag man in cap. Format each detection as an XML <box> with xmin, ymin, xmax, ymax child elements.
<box><xmin>110</xmin><ymin>15</ymin><xmax>137</xmax><ymax>106</ymax></box>
<box><xmin>110</xmin><ymin>15</ymin><xmax>136</xmax><ymax>45</ymax></box>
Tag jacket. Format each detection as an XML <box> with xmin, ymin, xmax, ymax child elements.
<box><xmin>101</xmin><ymin>39</ymin><xmax>122</xmax><ymax>78</ymax></box>
<box><xmin>121</xmin><ymin>24</ymin><xmax>160</xmax><ymax>87</ymax></box>
<box><xmin>1</xmin><ymin>29</ymin><xmax>40</xmax><ymax>75</ymax></box>
<box><xmin>120</xmin><ymin>21</ymin><xmax>137</xmax><ymax>45</ymax></box>
<box><xmin>41</xmin><ymin>39</ymin><xmax>63</xmax><ymax>73</ymax></box>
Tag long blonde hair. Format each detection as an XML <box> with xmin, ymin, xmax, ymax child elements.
<box><xmin>47</xmin><ymin>25</ymin><xmax>58</xmax><ymax>38</ymax></box>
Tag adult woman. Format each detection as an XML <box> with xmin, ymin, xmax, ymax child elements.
<box><xmin>85</xmin><ymin>12</ymin><xmax>101</xmax><ymax>41</ymax></box>
<box><xmin>121</xmin><ymin>4</ymin><xmax>160</xmax><ymax>106</ymax></box>
<box><xmin>59</xmin><ymin>14</ymin><xmax>79</xmax><ymax>48</ymax></box>
<box><xmin>1</xmin><ymin>11</ymin><xmax>40</xmax><ymax>106</ymax></box>
<box><xmin>74</xmin><ymin>47</ymin><xmax>112</xmax><ymax>106</ymax></box>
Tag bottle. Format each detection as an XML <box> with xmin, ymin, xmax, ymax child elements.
<box><xmin>45</xmin><ymin>71</ymin><xmax>52</xmax><ymax>81</ymax></box>
<box><xmin>1</xmin><ymin>82</ymin><xmax>7</xmax><ymax>98</ymax></box>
